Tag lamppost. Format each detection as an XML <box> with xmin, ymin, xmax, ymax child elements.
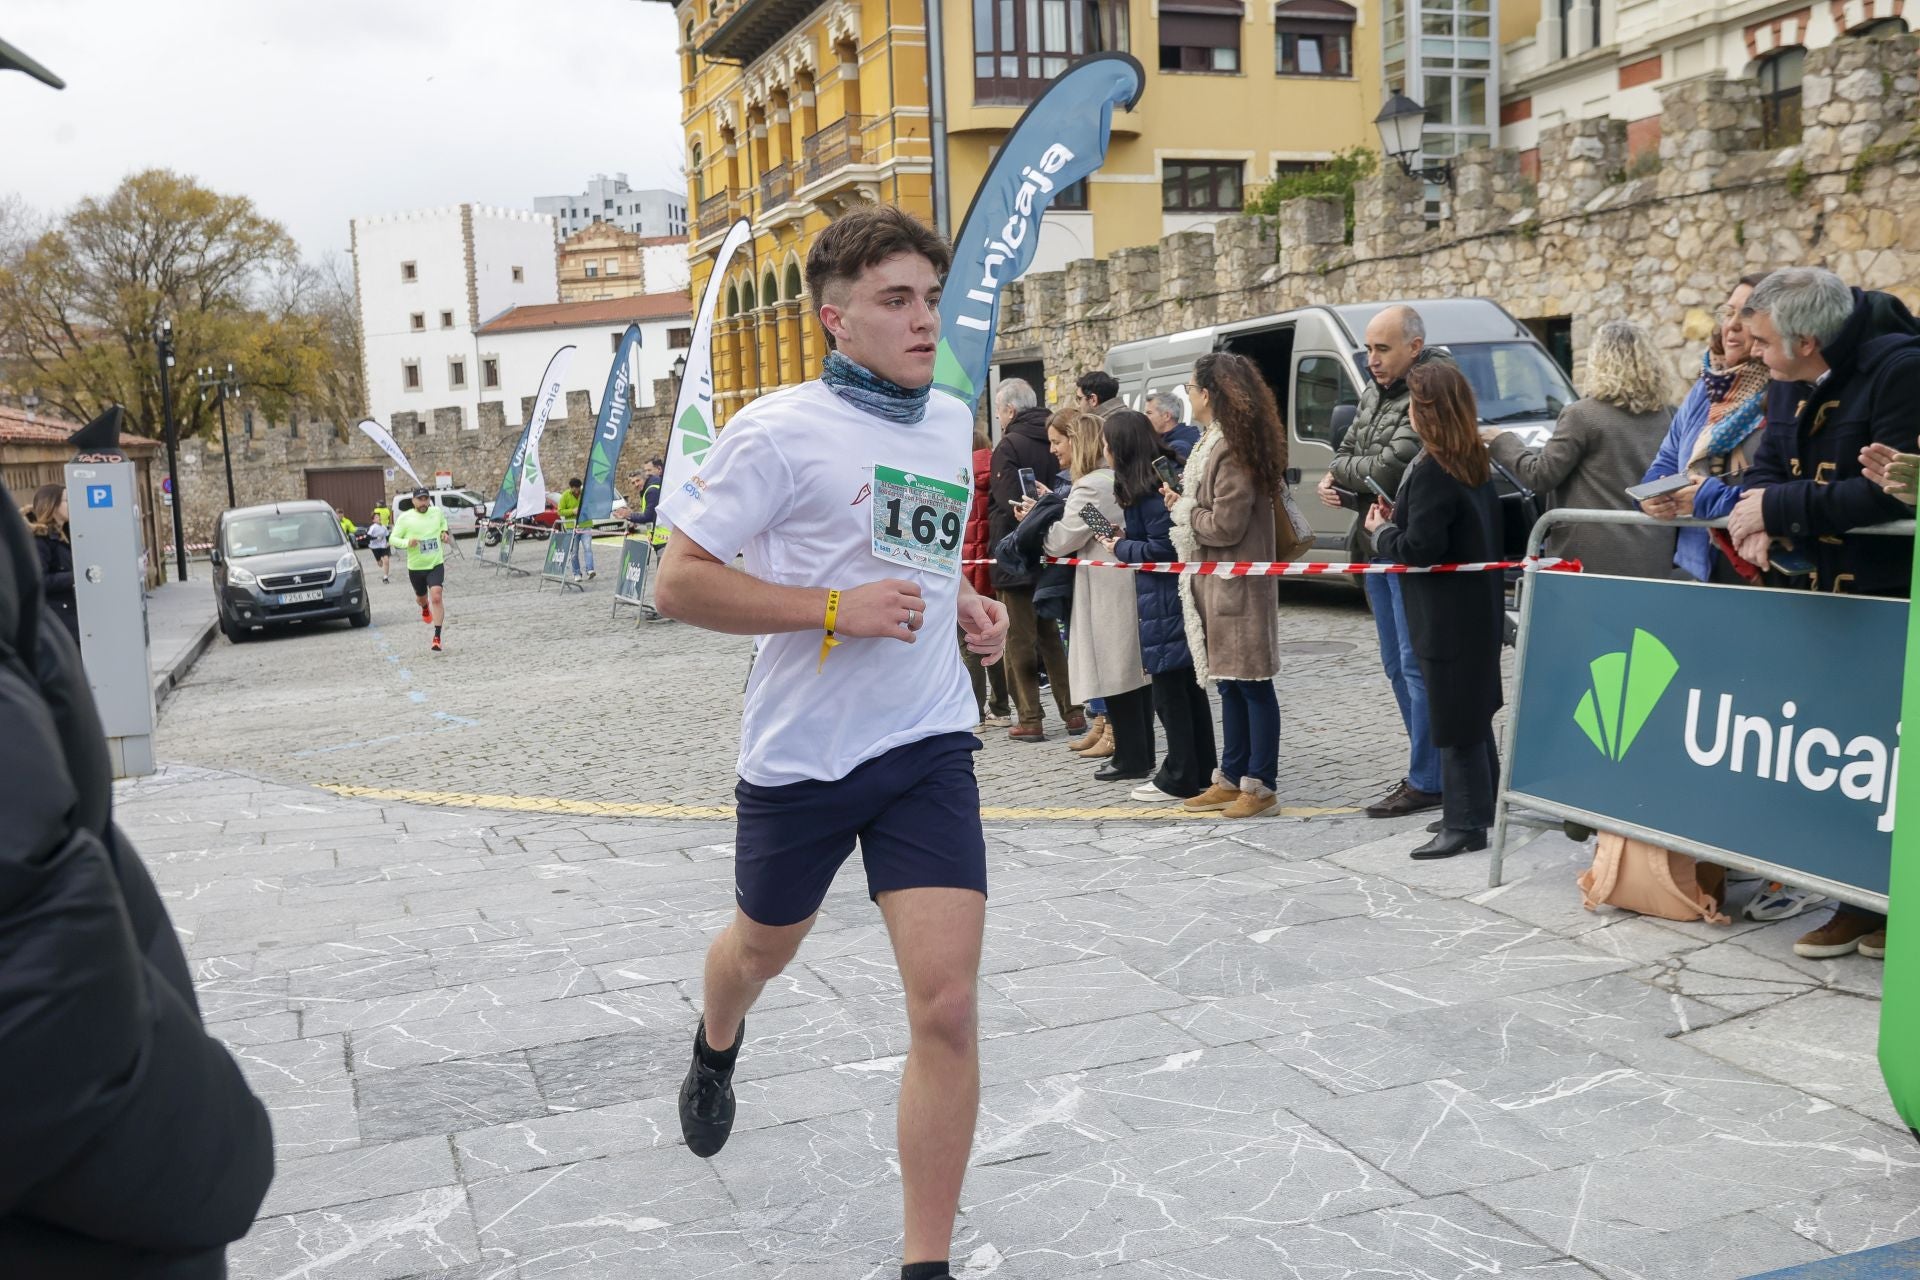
<box><xmin>196</xmin><ymin>361</ymin><xmax>239</xmax><ymax>508</ymax></box>
<box><xmin>157</xmin><ymin>320</ymin><xmax>188</xmax><ymax>582</ymax></box>
<box><xmin>671</xmin><ymin>352</ymin><xmax>688</xmax><ymax>406</ymax></box>
<box><xmin>1374</xmin><ymin>89</ymin><xmax>1455</xmax><ymax>188</ymax></box>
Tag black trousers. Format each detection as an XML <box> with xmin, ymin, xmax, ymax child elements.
<box><xmin>1441</xmin><ymin>724</ymin><xmax>1500</xmax><ymax>832</ymax></box>
<box><xmin>1150</xmin><ymin>665</ymin><xmax>1217</xmax><ymax>797</ymax></box>
<box><xmin>1104</xmin><ymin>683</ymin><xmax>1157</xmax><ymax>772</ymax></box>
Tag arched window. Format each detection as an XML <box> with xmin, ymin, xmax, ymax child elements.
<box><xmin>726</xmin><ymin>283</ymin><xmax>739</xmax><ymax>317</ymax></box>
<box><xmin>742</xmin><ymin>278</ymin><xmax>757</xmax><ymax>310</ymax></box>
<box><xmin>763</xmin><ymin>271</ymin><xmax>779</xmax><ymax>304</ymax></box>
<box><xmin>691</xmin><ymin>142</ymin><xmax>704</xmax><ymax>205</ymax></box>
<box><xmin>683</xmin><ymin>20</ymin><xmax>697</xmax><ymax>80</ymax></box>
<box><xmin>784</xmin><ymin>262</ymin><xmax>803</xmax><ymax>300</ymax></box>
<box><xmin>1758</xmin><ymin>46</ymin><xmax>1806</xmax><ymax>148</ymax></box>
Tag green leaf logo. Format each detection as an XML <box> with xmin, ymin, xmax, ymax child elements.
<box><xmin>933</xmin><ymin>338</ymin><xmax>975</xmax><ymax>403</ymax></box>
<box><xmin>1573</xmin><ymin>629</ymin><xmax>1679</xmax><ymax>761</ymax></box>
<box><xmin>678</xmin><ymin>405</ymin><xmax>715</xmax><ymax>467</ymax></box>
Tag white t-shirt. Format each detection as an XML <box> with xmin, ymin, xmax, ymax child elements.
<box><xmin>659</xmin><ymin>379</ymin><xmax>978</xmax><ymax>787</ymax></box>
<box><xmin>366</xmin><ymin>522</ymin><xmax>390</xmax><ymax>551</ymax></box>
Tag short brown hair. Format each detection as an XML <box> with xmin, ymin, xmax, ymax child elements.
<box><xmin>1405</xmin><ymin>362</ymin><xmax>1488</xmax><ymax>487</ymax></box>
<box><xmin>805</xmin><ymin>206</ymin><xmax>952</xmax><ymax>347</ymax></box>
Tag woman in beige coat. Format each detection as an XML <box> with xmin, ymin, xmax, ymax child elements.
<box><xmin>1043</xmin><ymin>410</ymin><xmax>1154</xmax><ymax>781</ymax></box>
<box><xmin>1165</xmin><ymin>352</ymin><xmax>1286</xmax><ymax>819</ymax></box>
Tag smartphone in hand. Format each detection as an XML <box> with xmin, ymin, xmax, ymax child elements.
<box><xmin>1017</xmin><ymin>467</ymin><xmax>1039</xmax><ymax>501</ymax></box>
<box><xmin>1152</xmin><ymin>456</ymin><xmax>1183</xmax><ymax>494</ymax></box>
<box><xmin>1079</xmin><ymin>503</ymin><xmax>1122</xmax><ymax>542</ymax></box>
<box><xmin>1624</xmin><ymin>472</ymin><xmax>1692</xmax><ymax>503</ymax></box>
<box><xmin>1364</xmin><ymin>476</ymin><xmax>1395</xmax><ymax>515</ymax></box>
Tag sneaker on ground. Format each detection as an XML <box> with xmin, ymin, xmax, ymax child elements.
<box><xmin>679</xmin><ymin>1020</ymin><xmax>740</xmax><ymax>1158</ymax></box>
<box><xmin>1365</xmin><ymin>779</ymin><xmax>1442</xmax><ymax>819</ymax></box>
<box><xmin>1858</xmin><ymin>930</ymin><xmax>1887</xmax><ymax>959</ymax></box>
<box><xmin>421</xmin><ymin>607</ymin><xmax>432</xmax><ymax>623</ymax></box>
<box><xmin>1223</xmin><ymin>790</ymin><xmax>1277</xmax><ymax>819</ymax></box>
<box><xmin>1182</xmin><ymin>782</ymin><xmax>1241</xmax><ymax>812</ymax></box>
<box><xmin>1130</xmin><ymin>781</ymin><xmax>1184</xmax><ymax>803</ymax></box>
<box><xmin>1743</xmin><ymin>883</ymin><xmax>1828</xmax><ymax>922</ymax></box>
<box><xmin>431</xmin><ymin>636</ymin><xmax>442</xmax><ymax>652</ymax></box>
<box><xmin>1793</xmin><ymin>911</ymin><xmax>1883</xmax><ymax>958</ymax></box>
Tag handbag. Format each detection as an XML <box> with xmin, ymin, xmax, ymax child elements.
<box><xmin>1578</xmin><ymin>832</ymin><xmax>1729</xmax><ymax>924</ymax></box>
<box><xmin>1275</xmin><ymin>485</ymin><xmax>1314</xmax><ymax>562</ymax></box>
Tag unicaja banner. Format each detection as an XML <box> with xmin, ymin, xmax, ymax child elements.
<box><xmin>933</xmin><ymin>53</ymin><xmax>1145</xmax><ymax>409</ymax></box>
<box><xmin>354</xmin><ymin>418</ymin><xmax>422</xmax><ymax>487</ymax></box>
<box><xmin>514</xmin><ymin>344</ymin><xmax>576</xmax><ymax>520</ymax></box>
<box><xmin>661</xmin><ymin>219</ymin><xmax>753</xmax><ymax>510</ymax></box>
<box><xmin>581</xmin><ymin>325</ymin><xmax>640</xmax><ymax>522</ymax></box>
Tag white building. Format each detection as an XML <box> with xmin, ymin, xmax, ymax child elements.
<box><xmin>476</xmin><ymin>295</ymin><xmax>694</xmax><ymax>415</ymax></box>
<box><xmin>640</xmin><ymin>237</ymin><xmax>692</xmax><ymax>295</ymax></box>
<box><xmin>1501</xmin><ymin>0</ymin><xmax>1909</xmax><ymax>170</ymax></box>
<box><xmin>534</xmin><ymin>173</ymin><xmax>689</xmax><ymax>240</ymax></box>
<box><xmin>352</xmin><ymin>205</ymin><xmax>561</xmax><ymax>430</ymax></box>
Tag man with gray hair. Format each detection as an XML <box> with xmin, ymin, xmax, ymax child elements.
<box><xmin>1321</xmin><ymin>303</ymin><xmax>1456</xmax><ymax>820</ymax></box>
<box><xmin>1143</xmin><ymin>390</ymin><xmax>1201</xmax><ymax>462</ymax></box>
<box><xmin>1719</xmin><ymin>264</ymin><xmax>1920</xmax><ymax>963</ymax></box>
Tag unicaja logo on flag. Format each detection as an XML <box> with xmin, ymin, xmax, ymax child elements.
<box><xmin>1573</xmin><ymin>629</ymin><xmax>1678</xmax><ymax>762</ymax></box>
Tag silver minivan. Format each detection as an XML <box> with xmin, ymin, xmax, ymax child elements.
<box><xmin>1106</xmin><ymin>297</ymin><xmax>1576</xmax><ymax>555</ymax></box>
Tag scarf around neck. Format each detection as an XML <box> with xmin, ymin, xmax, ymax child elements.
<box><xmin>1697</xmin><ymin>349</ymin><xmax>1770</xmax><ymax>462</ymax></box>
<box><xmin>821</xmin><ymin>350</ymin><xmax>930</xmax><ymax>425</ymax></box>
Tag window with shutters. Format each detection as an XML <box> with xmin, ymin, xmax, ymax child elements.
<box><xmin>1159</xmin><ymin>0</ymin><xmax>1242</xmax><ymax>73</ymax></box>
<box><xmin>974</xmin><ymin>0</ymin><xmax>1130</xmax><ymax>104</ymax></box>
<box><xmin>1274</xmin><ymin>0</ymin><xmax>1353</xmax><ymax>76</ymax></box>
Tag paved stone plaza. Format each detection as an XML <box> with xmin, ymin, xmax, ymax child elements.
<box><xmin>121</xmin><ymin>548</ymin><xmax>1913</xmax><ymax>1279</ymax></box>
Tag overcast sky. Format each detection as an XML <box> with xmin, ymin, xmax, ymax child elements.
<box><xmin>3</xmin><ymin>0</ymin><xmax>686</xmax><ymax>262</ymax></box>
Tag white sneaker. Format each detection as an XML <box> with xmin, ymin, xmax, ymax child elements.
<box><xmin>1130</xmin><ymin>782</ymin><xmax>1183</xmax><ymax>803</ymax></box>
<box><xmin>1744</xmin><ymin>883</ymin><xmax>1828</xmax><ymax>922</ymax></box>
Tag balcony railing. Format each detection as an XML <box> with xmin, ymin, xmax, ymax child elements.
<box><xmin>802</xmin><ymin>114</ymin><xmax>872</xmax><ymax>186</ymax></box>
<box><xmin>758</xmin><ymin>162</ymin><xmax>794</xmax><ymax>211</ymax></box>
<box><xmin>697</xmin><ymin>190</ymin><xmax>733</xmax><ymax>235</ymax></box>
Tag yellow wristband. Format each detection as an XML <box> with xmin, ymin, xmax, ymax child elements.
<box><xmin>817</xmin><ymin>587</ymin><xmax>842</xmax><ymax>673</ymax></box>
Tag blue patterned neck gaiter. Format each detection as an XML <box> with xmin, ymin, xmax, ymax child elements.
<box><xmin>821</xmin><ymin>350</ymin><xmax>930</xmax><ymax>425</ymax></box>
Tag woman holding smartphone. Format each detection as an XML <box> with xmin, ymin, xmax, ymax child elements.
<box><xmin>1164</xmin><ymin>352</ymin><xmax>1286</xmax><ymax>820</ymax></box>
<box><xmin>1096</xmin><ymin>411</ymin><xmax>1219</xmax><ymax>801</ymax></box>
<box><xmin>1368</xmin><ymin>362</ymin><xmax>1506</xmax><ymax>858</ymax></box>
<box><xmin>1041</xmin><ymin>410</ymin><xmax>1154</xmax><ymax>781</ymax></box>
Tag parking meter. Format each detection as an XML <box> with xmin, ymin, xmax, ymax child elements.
<box><xmin>64</xmin><ymin>458</ymin><xmax>156</xmax><ymax>777</ymax></box>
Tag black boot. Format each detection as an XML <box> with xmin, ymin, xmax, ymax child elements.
<box><xmin>1411</xmin><ymin>828</ymin><xmax>1488</xmax><ymax>860</ymax></box>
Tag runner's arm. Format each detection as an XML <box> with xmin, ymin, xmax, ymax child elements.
<box><xmin>653</xmin><ymin>533</ymin><xmax>923</xmax><ymax>641</ymax></box>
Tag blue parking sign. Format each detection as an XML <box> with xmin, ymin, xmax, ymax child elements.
<box><xmin>86</xmin><ymin>485</ymin><xmax>112</xmax><ymax>508</ymax></box>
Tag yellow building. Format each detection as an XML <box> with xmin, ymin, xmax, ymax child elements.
<box><xmin>558</xmin><ymin>224</ymin><xmax>647</xmax><ymax>302</ymax></box>
<box><xmin>652</xmin><ymin>0</ymin><xmax>937</xmax><ymax>423</ymax></box>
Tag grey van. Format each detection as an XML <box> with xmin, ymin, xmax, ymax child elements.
<box><xmin>212</xmin><ymin>500</ymin><xmax>370</xmax><ymax>641</ymax></box>
<box><xmin>1105</xmin><ymin>298</ymin><xmax>1576</xmax><ymax>555</ymax></box>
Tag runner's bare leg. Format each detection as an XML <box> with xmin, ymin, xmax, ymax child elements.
<box><xmin>700</xmin><ymin>909</ymin><xmax>816</xmax><ymax>1050</ymax></box>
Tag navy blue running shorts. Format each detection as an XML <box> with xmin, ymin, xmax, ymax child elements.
<box><xmin>732</xmin><ymin>731</ymin><xmax>988</xmax><ymax>927</ymax></box>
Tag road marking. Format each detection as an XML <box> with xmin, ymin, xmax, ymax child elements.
<box><xmin>315</xmin><ymin>782</ymin><xmax>1356</xmax><ymax>822</ymax></box>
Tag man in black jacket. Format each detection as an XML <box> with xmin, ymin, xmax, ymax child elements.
<box><xmin>1726</xmin><ymin>266</ymin><xmax>1920</xmax><ymax>963</ymax></box>
<box><xmin>988</xmin><ymin>377</ymin><xmax>1082</xmax><ymax>741</ymax></box>
<box><xmin>0</xmin><ymin>485</ymin><xmax>274</xmax><ymax>1277</ymax></box>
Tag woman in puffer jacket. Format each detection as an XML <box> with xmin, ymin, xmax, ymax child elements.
<box><xmin>1096</xmin><ymin>411</ymin><xmax>1218</xmax><ymax>801</ymax></box>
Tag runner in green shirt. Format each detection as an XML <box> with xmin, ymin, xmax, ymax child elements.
<box><xmin>391</xmin><ymin>487</ymin><xmax>451</xmax><ymax>651</ymax></box>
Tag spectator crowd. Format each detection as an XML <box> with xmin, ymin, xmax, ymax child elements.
<box><xmin>969</xmin><ymin>266</ymin><xmax>1914</xmax><ymax>960</ymax></box>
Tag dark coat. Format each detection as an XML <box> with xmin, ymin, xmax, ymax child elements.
<box><xmin>1115</xmin><ymin>491</ymin><xmax>1191</xmax><ymax>674</ymax></box>
<box><xmin>964</xmin><ymin>446</ymin><xmax>995</xmax><ymax>598</ymax></box>
<box><xmin>993</xmin><ymin>491</ymin><xmax>1075</xmax><ymax>622</ymax></box>
<box><xmin>1371</xmin><ymin>454</ymin><xmax>1505</xmax><ymax>748</ymax></box>
<box><xmin>34</xmin><ymin>531</ymin><xmax>78</xmax><ymax>637</ymax></box>
<box><xmin>1745</xmin><ymin>288</ymin><xmax>1920</xmax><ymax>596</ymax></box>
<box><xmin>0</xmin><ymin>489</ymin><xmax>275</xmax><ymax>1277</ymax></box>
<box><xmin>988</xmin><ymin>407</ymin><xmax>1062</xmax><ymax>587</ymax></box>
<box><xmin>1163</xmin><ymin>422</ymin><xmax>1201</xmax><ymax>462</ymax></box>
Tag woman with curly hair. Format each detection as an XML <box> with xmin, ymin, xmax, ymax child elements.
<box><xmin>1483</xmin><ymin>319</ymin><xmax>1678</xmax><ymax>578</ymax></box>
<box><xmin>1163</xmin><ymin>351</ymin><xmax>1286</xmax><ymax>819</ymax></box>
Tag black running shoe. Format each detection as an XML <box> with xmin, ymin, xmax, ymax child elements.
<box><xmin>679</xmin><ymin>1019</ymin><xmax>740</xmax><ymax>1158</ymax></box>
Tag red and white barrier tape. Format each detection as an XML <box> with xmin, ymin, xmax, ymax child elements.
<box><xmin>959</xmin><ymin>556</ymin><xmax>1580</xmax><ymax>576</ymax></box>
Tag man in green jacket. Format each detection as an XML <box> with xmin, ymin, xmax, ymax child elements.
<box><xmin>1319</xmin><ymin>304</ymin><xmax>1456</xmax><ymax>821</ymax></box>
<box><xmin>556</xmin><ymin>477</ymin><xmax>596</xmax><ymax>580</ymax></box>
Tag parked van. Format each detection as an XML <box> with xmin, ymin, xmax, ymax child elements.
<box><xmin>1105</xmin><ymin>298</ymin><xmax>1576</xmax><ymax>556</ymax></box>
<box><xmin>390</xmin><ymin>488</ymin><xmax>489</xmax><ymax>538</ymax></box>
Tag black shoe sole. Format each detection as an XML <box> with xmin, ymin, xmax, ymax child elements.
<box><xmin>679</xmin><ymin>1021</ymin><xmax>740</xmax><ymax>1158</ymax></box>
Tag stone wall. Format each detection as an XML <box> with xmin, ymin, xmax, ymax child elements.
<box><xmin>170</xmin><ymin>379</ymin><xmax>676</xmax><ymax>546</ymax></box>
<box><xmin>994</xmin><ymin>36</ymin><xmax>1920</xmax><ymax>406</ymax></box>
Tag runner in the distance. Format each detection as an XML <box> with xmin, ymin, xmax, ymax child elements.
<box><xmin>365</xmin><ymin>513</ymin><xmax>391</xmax><ymax>583</ymax></box>
<box><xmin>391</xmin><ymin>487</ymin><xmax>449</xmax><ymax>651</ymax></box>
<box><xmin>654</xmin><ymin>206</ymin><xmax>1008</xmax><ymax>1280</ymax></box>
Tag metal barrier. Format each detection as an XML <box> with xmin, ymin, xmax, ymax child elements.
<box><xmin>474</xmin><ymin>521</ymin><xmax>531</xmax><ymax>577</ymax></box>
<box><xmin>1490</xmin><ymin>508</ymin><xmax>1913</xmax><ymax>914</ymax></box>
<box><xmin>610</xmin><ymin>536</ymin><xmax>658</xmax><ymax>623</ymax></box>
<box><xmin>538</xmin><ymin>529</ymin><xmax>587</xmax><ymax>592</ymax></box>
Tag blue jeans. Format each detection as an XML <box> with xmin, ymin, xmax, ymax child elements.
<box><xmin>1364</xmin><ymin>572</ymin><xmax>1441</xmax><ymax>793</ymax></box>
<box><xmin>566</xmin><ymin>530</ymin><xmax>596</xmax><ymax>575</ymax></box>
<box><xmin>1217</xmin><ymin>679</ymin><xmax>1279</xmax><ymax>791</ymax></box>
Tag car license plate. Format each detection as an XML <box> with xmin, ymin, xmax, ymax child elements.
<box><xmin>279</xmin><ymin>590</ymin><xmax>324</xmax><ymax>605</ymax></box>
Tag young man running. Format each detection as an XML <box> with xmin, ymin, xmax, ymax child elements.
<box><xmin>391</xmin><ymin>487</ymin><xmax>450</xmax><ymax>651</ymax></box>
<box><xmin>366</xmin><ymin>513</ymin><xmax>391</xmax><ymax>583</ymax></box>
<box><xmin>655</xmin><ymin>206</ymin><xmax>1008</xmax><ymax>1280</ymax></box>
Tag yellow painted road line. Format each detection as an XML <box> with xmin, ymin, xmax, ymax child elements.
<box><xmin>317</xmin><ymin>783</ymin><xmax>1355</xmax><ymax>822</ymax></box>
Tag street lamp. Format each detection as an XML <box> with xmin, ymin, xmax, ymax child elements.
<box><xmin>157</xmin><ymin>321</ymin><xmax>188</xmax><ymax>582</ymax></box>
<box><xmin>1374</xmin><ymin>89</ymin><xmax>1454</xmax><ymax>187</ymax></box>
<box><xmin>196</xmin><ymin>361</ymin><xmax>240</xmax><ymax>508</ymax></box>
